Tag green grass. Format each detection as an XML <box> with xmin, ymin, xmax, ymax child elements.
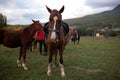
<box><xmin>0</xmin><ymin>37</ymin><xmax>120</xmax><ymax>80</ymax></box>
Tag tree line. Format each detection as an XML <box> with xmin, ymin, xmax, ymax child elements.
<box><xmin>0</xmin><ymin>13</ymin><xmax>7</xmax><ymax>28</ymax></box>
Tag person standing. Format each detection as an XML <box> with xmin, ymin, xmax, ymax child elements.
<box><xmin>37</xmin><ymin>30</ymin><xmax>47</xmax><ymax>55</ymax></box>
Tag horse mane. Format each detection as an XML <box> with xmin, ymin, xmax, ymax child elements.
<box><xmin>23</xmin><ymin>23</ymin><xmax>35</xmax><ymax>34</ymax></box>
<box><xmin>22</xmin><ymin>24</ymin><xmax>35</xmax><ymax>49</ymax></box>
<box><xmin>24</xmin><ymin>26</ymin><xmax>29</xmax><ymax>31</ymax></box>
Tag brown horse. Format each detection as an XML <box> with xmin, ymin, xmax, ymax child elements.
<box><xmin>69</xmin><ymin>28</ymin><xmax>80</xmax><ymax>45</ymax></box>
<box><xmin>0</xmin><ymin>20</ymin><xmax>43</xmax><ymax>70</ymax></box>
<box><xmin>71</xmin><ymin>29</ymin><xmax>78</xmax><ymax>44</ymax></box>
<box><xmin>45</xmin><ymin>6</ymin><xmax>68</xmax><ymax>77</ymax></box>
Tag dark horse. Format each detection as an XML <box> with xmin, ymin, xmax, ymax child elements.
<box><xmin>0</xmin><ymin>20</ymin><xmax>43</xmax><ymax>70</ymax></box>
<box><xmin>44</xmin><ymin>6</ymin><xmax>69</xmax><ymax>77</ymax></box>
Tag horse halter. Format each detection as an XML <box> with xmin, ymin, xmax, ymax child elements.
<box><xmin>48</xmin><ymin>27</ymin><xmax>60</xmax><ymax>33</ymax></box>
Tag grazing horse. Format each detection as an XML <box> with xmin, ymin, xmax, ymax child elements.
<box><xmin>0</xmin><ymin>20</ymin><xmax>43</xmax><ymax>70</ymax></box>
<box><xmin>45</xmin><ymin>6</ymin><xmax>69</xmax><ymax>77</ymax></box>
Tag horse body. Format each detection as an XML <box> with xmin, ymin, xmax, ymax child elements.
<box><xmin>45</xmin><ymin>5</ymin><xmax>68</xmax><ymax>77</ymax></box>
<box><xmin>0</xmin><ymin>20</ymin><xmax>43</xmax><ymax>70</ymax></box>
<box><xmin>0</xmin><ymin>30</ymin><xmax>21</xmax><ymax>48</ymax></box>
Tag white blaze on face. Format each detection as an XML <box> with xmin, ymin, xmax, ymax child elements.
<box><xmin>51</xmin><ymin>16</ymin><xmax>58</xmax><ymax>40</ymax></box>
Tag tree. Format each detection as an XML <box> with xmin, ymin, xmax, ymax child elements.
<box><xmin>0</xmin><ymin>13</ymin><xmax>7</xmax><ymax>28</ymax></box>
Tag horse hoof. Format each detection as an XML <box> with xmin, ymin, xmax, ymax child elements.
<box><xmin>22</xmin><ymin>63</ymin><xmax>28</xmax><ymax>70</ymax></box>
<box><xmin>61</xmin><ymin>72</ymin><xmax>65</xmax><ymax>77</ymax></box>
<box><xmin>47</xmin><ymin>70</ymin><xmax>51</xmax><ymax>76</ymax></box>
<box><xmin>24</xmin><ymin>67</ymin><xmax>28</xmax><ymax>70</ymax></box>
<box><xmin>17</xmin><ymin>60</ymin><xmax>21</xmax><ymax>67</ymax></box>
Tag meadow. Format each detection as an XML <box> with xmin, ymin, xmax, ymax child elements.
<box><xmin>0</xmin><ymin>37</ymin><xmax>120</xmax><ymax>80</ymax></box>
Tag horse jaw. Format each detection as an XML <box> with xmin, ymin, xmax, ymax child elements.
<box><xmin>50</xmin><ymin>16</ymin><xmax>58</xmax><ymax>40</ymax></box>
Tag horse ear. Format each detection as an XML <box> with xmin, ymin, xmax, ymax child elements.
<box><xmin>59</xmin><ymin>5</ymin><xmax>64</xmax><ymax>13</ymax></box>
<box><xmin>46</xmin><ymin>6</ymin><xmax>51</xmax><ymax>13</ymax></box>
<box><xmin>32</xmin><ymin>19</ymin><xmax>36</xmax><ymax>23</ymax></box>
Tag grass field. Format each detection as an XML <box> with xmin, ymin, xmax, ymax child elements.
<box><xmin>0</xmin><ymin>37</ymin><xmax>120</xmax><ymax>80</ymax></box>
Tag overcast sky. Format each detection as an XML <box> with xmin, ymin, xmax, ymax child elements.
<box><xmin>0</xmin><ymin>0</ymin><xmax>120</xmax><ymax>24</ymax></box>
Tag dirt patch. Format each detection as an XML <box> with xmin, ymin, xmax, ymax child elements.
<box><xmin>86</xmin><ymin>69</ymin><xmax>102</xmax><ymax>73</ymax></box>
<box><xmin>68</xmin><ymin>66</ymin><xmax>85</xmax><ymax>70</ymax></box>
<box><xmin>68</xmin><ymin>66</ymin><xmax>102</xmax><ymax>73</ymax></box>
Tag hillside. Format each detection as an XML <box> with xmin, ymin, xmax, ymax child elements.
<box><xmin>64</xmin><ymin>4</ymin><xmax>120</xmax><ymax>28</ymax></box>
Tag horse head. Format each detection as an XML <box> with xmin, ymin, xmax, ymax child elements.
<box><xmin>32</xmin><ymin>19</ymin><xmax>43</xmax><ymax>31</ymax></box>
<box><xmin>46</xmin><ymin>6</ymin><xmax>64</xmax><ymax>41</ymax></box>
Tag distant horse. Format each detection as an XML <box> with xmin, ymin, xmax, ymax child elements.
<box><xmin>0</xmin><ymin>20</ymin><xmax>43</xmax><ymax>70</ymax></box>
<box><xmin>44</xmin><ymin>6</ymin><xmax>69</xmax><ymax>77</ymax></box>
<box><xmin>71</xmin><ymin>29</ymin><xmax>80</xmax><ymax>45</ymax></box>
<box><xmin>95</xmin><ymin>33</ymin><xmax>104</xmax><ymax>39</ymax></box>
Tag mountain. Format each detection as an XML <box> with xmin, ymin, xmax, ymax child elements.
<box><xmin>113</xmin><ymin>4</ymin><xmax>120</xmax><ymax>10</ymax></box>
<box><xmin>64</xmin><ymin>4</ymin><xmax>120</xmax><ymax>28</ymax></box>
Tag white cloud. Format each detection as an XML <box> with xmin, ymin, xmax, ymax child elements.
<box><xmin>0</xmin><ymin>0</ymin><xmax>119</xmax><ymax>24</ymax></box>
<box><xmin>85</xmin><ymin>0</ymin><xmax>120</xmax><ymax>8</ymax></box>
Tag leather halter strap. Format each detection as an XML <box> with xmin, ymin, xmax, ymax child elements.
<box><xmin>48</xmin><ymin>27</ymin><xmax>60</xmax><ymax>33</ymax></box>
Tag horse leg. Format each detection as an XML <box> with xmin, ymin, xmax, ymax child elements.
<box><xmin>78</xmin><ymin>39</ymin><xmax>79</xmax><ymax>44</ymax></box>
<box><xmin>47</xmin><ymin>48</ymin><xmax>53</xmax><ymax>76</ymax></box>
<box><xmin>74</xmin><ymin>40</ymin><xmax>75</xmax><ymax>45</ymax></box>
<box><xmin>32</xmin><ymin>40</ymin><xmax>37</xmax><ymax>52</ymax></box>
<box><xmin>34</xmin><ymin>40</ymin><xmax>38</xmax><ymax>51</ymax></box>
<box><xmin>53</xmin><ymin>50</ymin><xmax>58</xmax><ymax>68</ymax></box>
<box><xmin>21</xmin><ymin>46</ymin><xmax>28</xmax><ymax>70</ymax></box>
<box><xmin>17</xmin><ymin>47</ymin><xmax>22</xmax><ymax>67</ymax></box>
<box><xmin>75</xmin><ymin>39</ymin><xmax>76</xmax><ymax>44</ymax></box>
<box><xmin>59</xmin><ymin>48</ymin><xmax>65</xmax><ymax>77</ymax></box>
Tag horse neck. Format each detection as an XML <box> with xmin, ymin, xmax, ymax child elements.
<box><xmin>24</xmin><ymin>25</ymin><xmax>36</xmax><ymax>39</ymax></box>
<box><xmin>59</xmin><ymin>25</ymin><xmax>65</xmax><ymax>39</ymax></box>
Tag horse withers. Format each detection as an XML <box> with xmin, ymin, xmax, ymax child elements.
<box><xmin>0</xmin><ymin>20</ymin><xmax>43</xmax><ymax>70</ymax></box>
<box><xmin>44</xmin><ymin>5</ymin><xmax>69</xmax><ymax>77</ymax></box>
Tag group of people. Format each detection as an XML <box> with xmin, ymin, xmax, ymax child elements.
<box><xmin>36</xmin><ymin>30</ymin><xmax>47</xmax><ymax>55</ymax></box>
